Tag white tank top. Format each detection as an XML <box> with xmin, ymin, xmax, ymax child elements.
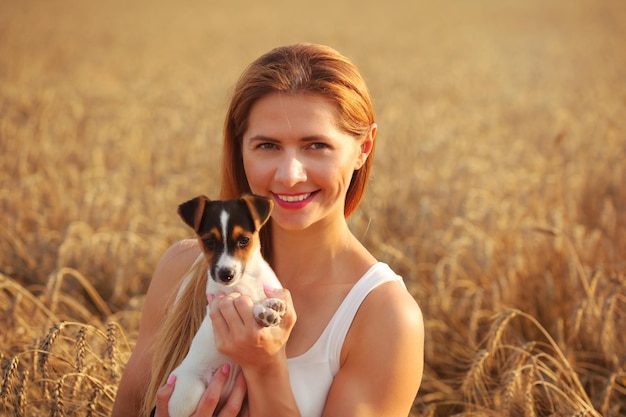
<box><xmin>286</xmin><ymin>262</ymin><xmax>406</xmax><ymax>417</ymax></box>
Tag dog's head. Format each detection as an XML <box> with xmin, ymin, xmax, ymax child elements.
<box><xmin>177</xmin><ymin>194</ymin><xmax>273</xmax><ymax>285</ymax></box>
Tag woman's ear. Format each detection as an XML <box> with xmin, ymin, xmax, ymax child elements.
<box><xmin>355</xmin><ymin>123</ymin><xmax>376</xmax><ymax>170</ymax></box>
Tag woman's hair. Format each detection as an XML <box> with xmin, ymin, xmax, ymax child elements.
<box><xmin>143</xmin><ymin>43</ymin><xmax>375</xmax><ymax>415</ymax></box>
<box><xmin>220</xmin><ymin>43</ymin><xmax>376</xmax><ymax>263</ymax></box>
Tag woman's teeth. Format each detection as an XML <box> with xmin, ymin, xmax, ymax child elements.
<box><xmin>277</xmin><ymin>193</ymin><xmax>311</xmax><ymax>202</ymax></box>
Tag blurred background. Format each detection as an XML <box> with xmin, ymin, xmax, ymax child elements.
<box><xmin>1</xmin><ymin>0</ymin><xmax>625</xmax><ymax>415</ymax></box>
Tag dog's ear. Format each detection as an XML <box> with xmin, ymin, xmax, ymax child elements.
<box><xmin>178</xmin><ymin>195</ymin><xmax>211</xmax><ymax>232</ymax></box>
<box><xmin>240</xmin><ymin>194</ymin><xmax>273</xmax><ymax>230</ymax></box>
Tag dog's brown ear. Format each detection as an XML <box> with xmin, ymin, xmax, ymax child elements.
<box><xmin>178</xmin><ymin>195</ymin><xmax>211</xmax><ymax>232</ymax></box>
<box><xmin>240</xmin><ymin>194</ymin><xmax>273</xmax><ymax>229</ymax></box>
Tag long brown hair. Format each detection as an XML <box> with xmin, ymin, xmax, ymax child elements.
<box><xmin>144</xmin><ymin>43</ymin><xmax>375</xmax><ymax>415</ymax></box>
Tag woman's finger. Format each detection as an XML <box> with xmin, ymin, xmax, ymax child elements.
<box><xmin>217</xmin><ymin>370</ymin><xmax>247</xmax><ymax>417</ymax></box>
<box><xmin>154</xmin><ymin>375</ymin><xmax>176</xmax><ymax>417</ymax></box>
<box><xmin>211</xmin><ymin>293</ymin><xmax>254</xmax><ymax>354</ymax></box>
<box><xmin>219</xmin><ymin>292</ymin><xmax>249</xmax><ymax>328</ymax></box>
<box><xmin>209</xmin><ymin>295</ymin><xmax>232</xmax><ymax>340</ymax></box>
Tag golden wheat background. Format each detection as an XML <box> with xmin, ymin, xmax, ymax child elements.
<box><xmin>1</xmin><ymin>0</ymin><xmax>625</xmax><ymax>415</ymax></box>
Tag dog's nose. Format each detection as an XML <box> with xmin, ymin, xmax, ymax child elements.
<box><xmin>217</xmin><ymin>268</ymin><xmax>235</xmax><ymax>283</ymax></box>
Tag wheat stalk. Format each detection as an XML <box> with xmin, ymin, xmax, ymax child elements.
<box><xmin>14</xmin><ymin>369</ymin><xmax>27</xmax><ymax>417</ymax></box>
<box><xmin>523</xmin><ymin>364</ymin><xmax>537</xmax><ymax>417</ymax></box>
<box><xmin>75</xmin><ymin>326</ymin><xmax>87</xmax><ymax>373</ymax></box>
<box><xmin>486</xmin><ymin>309</ymin><xmax>519</xmax><ymax>353</ymax></box>
<box><xmin>600</xmin><ymin>375</ymin><xmax>614</xmax><ymax>416</ymax></box>
<box><xmin>85</xmin><ymin>383</ymin><xmax>103</xmax><ymax>417</ymax></box>
<box><xmin>1</xmin><ymin>356</ymin><xmax>19</xmax><ymax>401</ymax></box>
<box><xmin>45</xmin><ymin>268</ymin><xmax>112</xmax><ymax>318</ymax></box>
<box><xmin>104</xmin><ymin>322</ymin><xmax>119</xmax><ymax>383</ymax></box>
<box><xmin>51</xmin><ymin>377</ymin><xmax>65</xmax><ymax>417</ymax></box>
<box><xmin>37</xmin><ymin>321</ymin><xmax>66</xmax><ymax>397</ymax></box>
<box><xmin>502</xmin><ymin>367</ymin><xmax>521</xmax><ymax>414</ymax></box>
<box><xmin>460</xmin><ymin>349</ymin><xmax>491</xmax><ymax>407</ymax></box>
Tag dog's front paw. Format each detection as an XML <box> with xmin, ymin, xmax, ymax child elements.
<box><xmin>265</xmin><ymin>297</ymin><xmax>287</xmax><ymax>316</ymax></box>
<box><xmin>254</xmin><ymin>298</ymin><xmax>287</xmax><ymax>327</ymax></box>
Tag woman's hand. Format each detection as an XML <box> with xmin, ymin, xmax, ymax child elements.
<box><xmin>208</xmin><ymin>287</ymin><xmax>297</xmax><ymax>371</ymax></box>
<box><xmin>154</xmin><ymin>365</ymin><xmax>248</xmax><ymax>417</ymax></box>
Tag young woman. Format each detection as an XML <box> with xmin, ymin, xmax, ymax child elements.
<box><xmin>111</xmin><ymin>43</ymin><xmax>424</xmax><ymax>417</ymax></box>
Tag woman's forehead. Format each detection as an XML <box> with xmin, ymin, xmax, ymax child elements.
<box><xmin>244</xmin><ymin>93</ymin><xmax>342</xmax><ymax>139</ymax></box>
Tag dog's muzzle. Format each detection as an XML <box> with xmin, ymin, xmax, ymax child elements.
<box><xmin>216</xmin><ymin>267</ymin><xmax>236</xmax><ymax>283</ymax></box>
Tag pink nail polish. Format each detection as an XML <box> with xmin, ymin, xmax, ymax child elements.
<box><xmin>221</xmin><ymin>363</ymin><xmax>230</xmax><ymax>374</ymax></box>
<box><xmin>207</xmin><ymin>293</ymin><xmax>215</xmax><ymax>303</ymax></box>
<box><xmin>263</xmin><ymin>284</ymin><xmax>275</xmax><ymax>293</ymax></box>
<box><xmin>167</xmin><ymin>374</ymin><xmax>176</xmax><ymax>386</ymax></box>
<box><xmin>217</xmin><ymin>290</ymin><xmax>226</xmax><ymax>297</ymax></box>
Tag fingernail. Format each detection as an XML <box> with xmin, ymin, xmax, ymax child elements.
<box><xmin>207</xmin><ymin>293</ymin><xmax>215</xmax><ymax>303</ymax></box>
<box><xmin>217</xmin><ymin>290</ymin><xmax>226</xmax><ymax>297</ymax></box>
<box><xmin>221</xmin><ymin>363</ymin><xmax>230</xmax><ymax>374</ymax></box>
<box><xmin>167</xmin><ymin>374</ymin><xmax>176</xmax><ymax>386</ymax></box>
<box><xmin>263</xmin><ymin>284</ymin><xmax>275</xmax><ymax>293</ymax></box>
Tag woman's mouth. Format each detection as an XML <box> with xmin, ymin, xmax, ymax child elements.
<box><xmin>272</xmin><ymin>192</ymin><xmax>317</xmax><ymax>208</ymax></box>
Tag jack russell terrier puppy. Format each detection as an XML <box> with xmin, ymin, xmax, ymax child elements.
<box><xmin>167</xmin><ymin>194</ymin><xmax>286</xmax><ymax>417</ymax></box>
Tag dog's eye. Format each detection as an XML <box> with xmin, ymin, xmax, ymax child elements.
<box><xmin>237</xmin><ymin>236</ymin><xmax>250</xmax><ymax>249</ymax></box>
<box><xmin>203</xmin><ymin>236</ymin><xmax>218</xmax><ymax>250</ymax></box>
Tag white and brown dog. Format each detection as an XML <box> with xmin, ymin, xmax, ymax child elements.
<box><xmin>167</xmin><ymin>194</ymin><xmax>286</xmax><ymax>417</ymax></box>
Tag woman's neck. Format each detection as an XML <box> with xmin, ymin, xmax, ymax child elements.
<box><xmin>269</xmin><ymin>217</ymin><xmax>374</xmax><ymax>288</ymax></box>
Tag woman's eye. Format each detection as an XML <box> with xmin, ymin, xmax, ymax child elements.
<box><xmin>237</xmin><ymin>236</ymin><xmax>250</xmax><ymax>248</ymax></box>
<box><xmin>258</xmin><ymin>142</ymin><xmax>278</xmax><ymax>150</ymax></box>
<box><xmin>309</xmin><ymin>142</ymin><xmax>330</xmax><ymax>150</ymax></box>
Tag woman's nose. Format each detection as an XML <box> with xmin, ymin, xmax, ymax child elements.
<box><xmin>275</xmin><ymin>154</ymin><xmax>307</xmax><ymax>186</ymax></box>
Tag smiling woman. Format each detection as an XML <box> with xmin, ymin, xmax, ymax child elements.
<box><xmin>112</xmin><ymin>43</ymin><xmax>424</xmax><ymax>417</ymax></box>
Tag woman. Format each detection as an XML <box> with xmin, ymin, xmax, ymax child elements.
<box><xmin>112</xmin><ymin>43</ymin><xmax>424</xmax><ymax>417</ymax></box>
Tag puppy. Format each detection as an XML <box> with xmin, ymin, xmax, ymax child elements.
<box><xmin>167</xmin><ymin>194</ymin><xmax>286</xmax><ymax>417</ymax></box>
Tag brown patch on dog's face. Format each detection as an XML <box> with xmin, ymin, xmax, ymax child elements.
<box><xmin>197</xmin><ymin>226</ymin><xmax>222</xmax><ymax>263</ymax></box>
<box><xmin>230</xmin><ymin>224</ymin><xmax>258</xmax><ymax>267</ymax></box>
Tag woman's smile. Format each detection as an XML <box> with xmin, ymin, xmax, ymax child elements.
<box><xmin>272</xmin><ymin>191</ymin><xmax>318</xmax><ymax>209</ymax></box>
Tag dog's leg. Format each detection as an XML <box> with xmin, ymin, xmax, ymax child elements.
<box><xmin>253</xmin><ymin>298</ymin><xmax>287</xmax><ymax>327</ymax></box>
<box><xmin>168</xmin><ymin>318</ymin><xmax>218</xmax><ymax>417</ymax></box>
<box><xmin>168</xmin><ymin>375</ymin><xmax>206</xmax><ymax>417</ymax></box>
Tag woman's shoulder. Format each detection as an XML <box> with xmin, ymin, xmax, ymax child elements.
<box><xmin>372</xmin><ymin>266</ymin><xmax>421</xmax><ymax>319</ymax></box>
<box><xmin>143</xmin><ymin>239</ymin><xmax>202</xmax><ymax>310</ymax></box>
<box><xmin>350</xmin><ymin>264</ymin><xmax>423</xmax><ymax>346</ymax></box>
<box><xmin>155</xmin><ymin>239</ymin><xmax>201</xmax><ymax>277</ymax></box>
<box><xmin>161</xmin><ymin>238</ymin><xmax>202</xmax><ymax>263</ymax></box>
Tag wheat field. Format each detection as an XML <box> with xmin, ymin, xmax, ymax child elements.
<box><xmin>1</xmin><ymin>0</ymin><xmax>625</xmax><ymax>415</ymax></box>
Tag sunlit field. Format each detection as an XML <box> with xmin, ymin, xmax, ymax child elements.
<box><xmin>1</xmin><ymin>0</ymin><xmax>625</xmax><ymax>415</ymax></box>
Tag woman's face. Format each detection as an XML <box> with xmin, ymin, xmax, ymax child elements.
<box><xmin>242</xmin><ymin>93</ymin><xmax>374</xmax><ymax>232</ymax></box>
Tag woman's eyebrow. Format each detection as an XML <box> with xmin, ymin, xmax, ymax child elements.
<box><xmin>247</xmin><ymin>134</ymin><xmax>333</xmax><ymax>143</ymax></box>
<box><xmin>246</xmin><ymin>134</ymin><xmax>278</xmax><ymax>143</ymax></box>
<box><xmin>300</xmin><ymin>134</ymin><xmax>332</xmax><ymax>142</ymax></box>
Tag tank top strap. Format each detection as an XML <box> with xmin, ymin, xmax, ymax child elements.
<box><xmin>326</xmin><ymin>262</ymin><xmax>406</xmax><ymax>373</ymax></box>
